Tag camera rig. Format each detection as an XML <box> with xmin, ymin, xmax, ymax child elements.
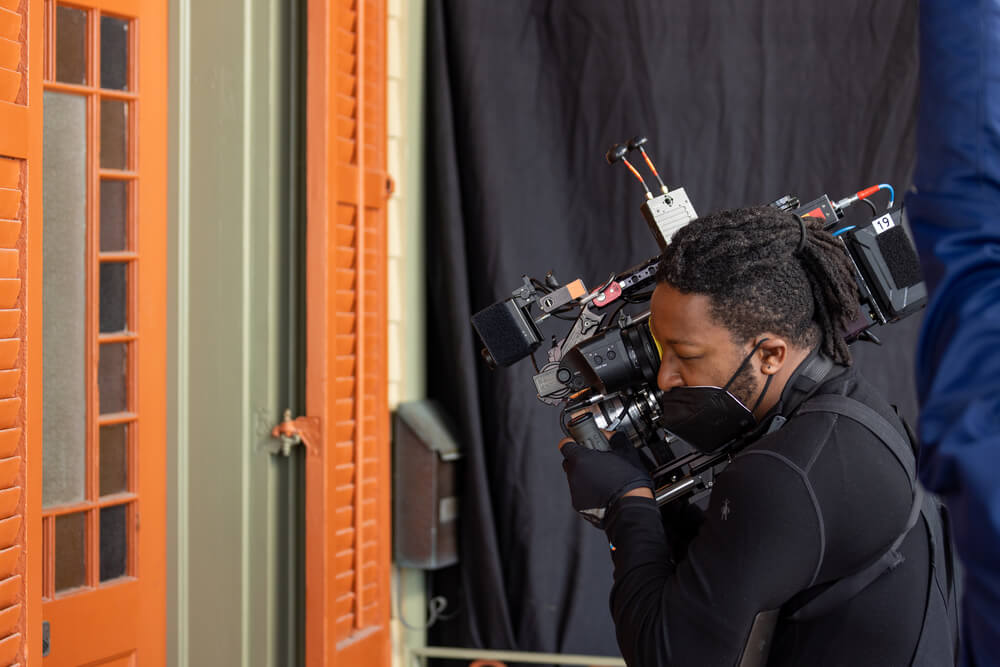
<box><xmin>471</xmin><ymin>137</ymin><xmax>927</xmax><ymax>509</ymax></box>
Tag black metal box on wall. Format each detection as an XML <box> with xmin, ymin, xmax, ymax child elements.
<box><xmin>393</xmin><ymin>400</ymin><xmax>462</xmax><ymax>569</ymax></box>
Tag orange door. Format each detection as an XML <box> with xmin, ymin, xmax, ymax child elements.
<box><xmin>37</xmin><ymin>0</ymin><xmax>166</xmax><ymax>664</ymax></box>
<box><xmin>304</xmin><ymin>0</ymin><xmax>392</xmax><ymax>664</ymax></box>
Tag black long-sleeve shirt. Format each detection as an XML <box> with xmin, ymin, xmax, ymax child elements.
<box><xmin>604</xmin><ymin>360</ymin><xmax>942</xmax><ymax>666</ymax></box>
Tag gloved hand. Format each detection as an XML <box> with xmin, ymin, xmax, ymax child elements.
<box><xmin>560</xmin><ymin>432</ymin><xmax>653</xmax><ymax>529</ymax></box>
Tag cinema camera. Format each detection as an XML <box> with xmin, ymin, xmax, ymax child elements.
<box><xmin>471</xmin><ymin>137</ymin><xmax>927</xmax><ymax>508</ymax></box>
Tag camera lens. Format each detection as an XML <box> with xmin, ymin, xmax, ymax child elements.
<box><xmin>620</xmin><ymin>321</ymin><xmax>660</xmax><ymax>387</ymax></box>
<box><xmin>558</xmin><ymin>318</ymin><xmax>661</xmax><ymax>394</ymax></box>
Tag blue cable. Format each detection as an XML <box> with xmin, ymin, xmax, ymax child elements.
<box><xmin>878</xmin><ymin>183</ymin><xmax>896</xmax><ymax>208</ymax></box>
<box><xmin>833</xmin><ymin>226</ymin><xmax>857</xmax><ymax>237</ymax></box>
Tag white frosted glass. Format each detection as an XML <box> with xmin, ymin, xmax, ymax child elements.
<box><xmin>42</xmin><ymin>92</ymin><xmax>88</xmax><ymax>508</ymax></box>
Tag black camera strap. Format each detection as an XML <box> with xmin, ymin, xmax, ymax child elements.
<box><xmin>737</xmin><ymin>384</ymin><xmax>946</xmax><ymax>667</ymax></box>
<box><xmin>783</xmin><ymin>394</ymin><xmax>920</xmax><ymax>622</ymax></box>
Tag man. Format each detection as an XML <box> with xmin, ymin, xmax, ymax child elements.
<box><xmin>560</xmin><ymin>206</ymin><xmax>959</xmax><ymax>666</ymax></box>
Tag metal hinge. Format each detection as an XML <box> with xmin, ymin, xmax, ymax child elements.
<box><xmin>268</xmin><ymin>409</ymin><xmax>321</xmax><ymax>456</ymax></box>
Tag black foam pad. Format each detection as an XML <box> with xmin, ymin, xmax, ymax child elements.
<box><xmin>471</xmin><ymin>299</ymin><xmax>541</xmax><ymax>367</ymax></box>
<box><xmin>877</xmin><ymin>226</ymin><xmax>924</xmax><ymax>288</ymax></box>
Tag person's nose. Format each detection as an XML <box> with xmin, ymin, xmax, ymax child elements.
<box><xmin>657</xmin><ymin>354</ymin><xmax>684</xmax><ymax>391</ymax></box>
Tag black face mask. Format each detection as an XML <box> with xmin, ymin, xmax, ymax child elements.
<box><xmin>655</xmin><ymin>339</ymin><xmax>774</xmax><ymax>453</ymax></box>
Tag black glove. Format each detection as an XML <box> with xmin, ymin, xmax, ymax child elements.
<box><xmin>561</xmin><ymin>433</ymin><xmax>653</xmax><ymax>529</ymax></box>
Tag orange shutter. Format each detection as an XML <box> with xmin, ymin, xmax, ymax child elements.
<box><xmin>0</xmin><ymin>0</ymin><xmax>41</xmax><ymax>665</ymax></box>
<box><xmin>304</xmin><ymin>0</ymin><xmax>390</xmax><ymax>664</ymax></box>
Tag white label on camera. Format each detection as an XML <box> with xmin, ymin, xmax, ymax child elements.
<box><xmin>873</xmin><ymin>214</ymin><xmax>895</xmax><ymax>235</ymax></box>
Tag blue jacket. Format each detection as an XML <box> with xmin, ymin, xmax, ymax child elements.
<box><xmin>906</xmin><ymin>1</ymin><xmax>1000</xmax><ymax>664</ymax></box>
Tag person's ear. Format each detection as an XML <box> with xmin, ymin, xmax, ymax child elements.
<box><xmin>756</xmin><ymin>336</ymin><xmax>788</xmax><ymax>375</ymax></box>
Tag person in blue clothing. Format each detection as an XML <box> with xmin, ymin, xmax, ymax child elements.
<box><xmin>906</xmin><ymin>1</ymin><xmax>1000</xmax><ymax>665</ymax></box>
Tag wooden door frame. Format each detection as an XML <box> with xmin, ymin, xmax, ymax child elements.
<box><xmin>27</xmin><ymin>0</ymin><xmax>46</xmax><ymax>663</ymax></box>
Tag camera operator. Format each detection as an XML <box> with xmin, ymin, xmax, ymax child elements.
<box><xmin>559</xmin><ymin>206</ymin><xmax>960</xmax><ymax>666</ymax></box>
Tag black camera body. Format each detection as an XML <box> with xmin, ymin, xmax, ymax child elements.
<box><xmin>472</xmin><ymin>155</ymin><xmax>926</xmax><ymax>507</ymax></box>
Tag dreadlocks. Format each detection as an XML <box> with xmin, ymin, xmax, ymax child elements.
<box><xmin>655</xmin><ymin>205</ymin><xmax>859</xmax><ymax>365</ymax></box>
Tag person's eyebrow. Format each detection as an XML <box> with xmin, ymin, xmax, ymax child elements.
<box><xmin>650</xmin><ymin>319</ymin><xmax>700</xmax><ymax>347</ymax></box>
<box><xmin>650</xmin><ymin>320</ymin><xmax>697</xmax><ymax>346</ymax></box>
<box><xmin>665</xmin><ymin>337</ymin><xmax>699</xmax><ymax>346</ymax></box>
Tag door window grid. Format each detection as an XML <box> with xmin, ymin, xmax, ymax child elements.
<box><xmin>41</xmin><ymin>0</ymin><xmax>138</xmax><ymax>599</ymax></box>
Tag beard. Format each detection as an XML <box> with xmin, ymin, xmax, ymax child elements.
<box><xmin>725</xmin><ymin>358</ymin><xmax>764</xmax><ymax>410</ymax></box>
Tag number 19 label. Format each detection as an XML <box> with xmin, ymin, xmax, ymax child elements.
<box><xmin>873</xmin><ymin>214</ymin><xmax>896</xmax><ymax>234</ymax></box>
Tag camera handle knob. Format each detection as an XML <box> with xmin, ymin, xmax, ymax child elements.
<box><xmin>566</xmin><ymin>413</ymin><xmax>611</xmax><ymax>452</ymax></box>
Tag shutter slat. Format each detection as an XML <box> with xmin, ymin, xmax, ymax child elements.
<box><xmin>0</xmin><ymin>8</ymin><xmax>21</xmax><ymax>43</ymax></box>
<box><xmin>0</xmin><ymin>188</ymin><xmax>18</xmax><ymax>219</ymax></box>
<box><xmin>0</xmin><ymin>429</ymin><xmax>17</xmax><ymax>458</ymax></box>
<box><xmin>332</xmin><ymin>528</ymin><xmax>355</xmax><ymax>553</ymax></box>
<box><xmin>0</xmin><ymin>487</ymin><xmax>18</xmax><ymax>519</ymax></box>
<box><xmin>0</xmin><ymin>632</ymin><xmax>18</xmax><ymax>664</ymax></box>
<box><xmin>0</xmin><ymin>222</ymin><xmax>19</xmax><ymax>248</ymax></box>
<box><xmin>0</xmin><ymin>280</ymin><xmax>19</xmax><ymax>309</ymax></box>
<box><xmin>0</xmin><ymin>575</ymin><xmax>19</xmax><ymax>609</ymax></box>
<box><xmin>0</xmin><ymin>68</ymin><xmax>18</xmax><ymax>104</ymax></box>
<box><xmin>0</xmin><ymin>546</ymin><xmax>20</xmax><ymax>580</ymax></box>
<box><xmin>0</xmin><ymin>603</ymin><xmax>19</xmax><ymax>638</ymax></box>
<box><xmin>0</xmin><ymin>341</ymin><xmax>16</xmax><ymax>369</ymax></box>
<box><xmin>0</xmin><ymin>37</ymin><xmax>16</xmax><ymax>70</ymax></box>
<box><xmin>0</xmin><ymin>369</ymin><xmax>18</xmax><ymax>398</ymax></box>
<box><xmin>0</xmin><ymin>400</ymin><xmax>19</xmax><ymax>430</ymax></box>
<box><xmin>0</xmin><ymin>248</ymin><xmax>16</xmax><ymax>277</ymax></box>
<box><xmin>0</xmin><ymin>514</ymin><xmax>19</xmax><ymax>546</ymax></box>
<box><xmin>0</xmin><ymin>457</ymin><xmax>17</xmax><ymax>488</ymax></box>
<box><xmin>0</xmin><ymin>311</ymin><xmax>15</xmax><ymax>338</ymax></box>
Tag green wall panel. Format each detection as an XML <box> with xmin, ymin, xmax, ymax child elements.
<box><xmin>168</xmin><ymin>0</ymin><xmax>303</xmax><ymax>665</ymax></box>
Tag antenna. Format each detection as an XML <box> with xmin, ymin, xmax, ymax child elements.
<box><xmin>628</xmin><ymin>136</ymin><xmax>669</xmax><ymax>194</ymax></box>
<box><xmin>606</xmin><ymin>143</ymin><xmax>653</xmax><ymax>199</ymax></box>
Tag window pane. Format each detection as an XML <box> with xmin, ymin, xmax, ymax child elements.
<box><xmin>55</xmin><ymin>512</ymin><xmax>87</xmax><ymax>592</ymax></box>
<box><xmin>42</xmin><ymin>92</ymin><xmax>87</xmax><ymax>508</ymax></box>
<box><xmin>100</xmin><ymin>99</ymin><xmax>128</xmax><ymax>169</ymax></box>
<box><xmin>98</xmin><ymin>343</ymin><xmax>128</xmax><ymax>414</ymax></box>
<box><xmin>56</xmin><ymin>6</ymin><xmax>87</xmax><ymax>85</ymax></box>
<box><xmin>99</xmin><ymin>262</ymin><xmax>127</xmax><ymax>332</ymax></box>
<box><xmin>100</xmin><ymin>179</ymin><xmax>128</xmax><ymax>251</ymax></box>
<box><xmin>100</xmin><ymin>17</ymin><xmax>129</xmax><ymax>91</ymax></box>
<box><xmin>100</xmin><ymin>504</ymin><xmax>128</xmax><ymax>581</ymax></box>
<box><xmin>99</xmin><ymin>423</ymin><xmax>128</xmax><ymax>496</ymax></box>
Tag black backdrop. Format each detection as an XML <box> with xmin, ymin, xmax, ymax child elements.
<box><xmin>424</xmin><ymin>0</ymin><xmax>921</xmax><ymax>657</ymax></box>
